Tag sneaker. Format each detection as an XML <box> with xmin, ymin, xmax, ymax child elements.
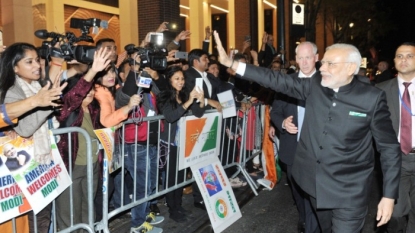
<box><xmin>229</xmin><ymin>177</ymin><xmax>247</xmax><ymax>188</ymax></box>
<box><xmin>130</xmin><ymin>222</ymin><xmax>163</xmax><ymax>233</ymax></box>
<box><xmin>229</xmin><ymin>178</ymin><xmax>242</xmax><ymax>188</ymax></box>
<box><xmin>150</xmin><ymin>204</ymin><xmax>160</xmax><ymax>215</ymax></box>
<box><xmin>146</xmin><ymin>212</ymin><xmax>164</xmax><ymax>225</ymax></box>
<box><xmin>234</xmin><ymin>177</ymin><xmax>247</xmax><ymax>186</ymax></box>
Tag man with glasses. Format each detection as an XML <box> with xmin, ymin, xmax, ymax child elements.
<box><xmin>214</xmin><ymin>31</ymin><xmax>401</xmax><ymax>233</ymax></box>
<box><xmin>377</xmin><ymin>42</ymin><xmax>415</xmax><ymax>233</ymax></box>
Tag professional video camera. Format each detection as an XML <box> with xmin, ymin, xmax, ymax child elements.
<box><xmin>35</xmin><ymin>17</ymin><xmax>108</xmax><ymax>63</ymax></box>
<box><xmin>124</xmin><ymin>33</ymin><xmax>168</xmax><ymax>71</ymax></box>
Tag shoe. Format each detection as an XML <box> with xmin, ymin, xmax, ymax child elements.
<box><xmin>169</xmin><ymin>211</ymin><xmax>187</xmax><ymax>223</ymax></box>
<box><xmin>235</xmin><ymin>177</ymin><xmax>247</xmax><ymax>186</ymax></box>
<box><xmin>178</xmin><ymin>206</ymin><xmax>192</xmax><ymax>216</ymax></box>
<box><xmin>146</xmin><ymin>212</ymin><xmax>164</xmax><ymax>225</ymax></box>
<box><xmin>130</xmin><ymin>222</ymin><xmax>163</xmax><ymax>233</ymax></box>
<box><xmin>193</xmin><ymin>201</ymin><xmax>206</xmax><ymax>210</ymax></box>
<box><xmin>297</xmin><ymin>222</ymin><xmax>305</xmax><ymax>233</ymax></box>
<box><xmin>229</xmin><ymin>177</ymin><xmax>247</xmax><ymax>188</ymax></box>
<box><xmin>150</xmin><ymin>204</ymin><xmax>160</xmax><ymax>215</ymax></box>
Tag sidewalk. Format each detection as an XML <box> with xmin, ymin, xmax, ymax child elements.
<box><xmin>109</xmin><ymin>170</ymin><xmax>385</xmax><ymax>233</ymax></box>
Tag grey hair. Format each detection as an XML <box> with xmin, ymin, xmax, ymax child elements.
<box><xmin>326</xmin><ymin>43</ymin><xmax>361</xmax><ymax>74</ymax></box>
<box><xmin>295</xmin><ymin>42</ymin><xmax>318</xmax><ymax>55</ymax></box>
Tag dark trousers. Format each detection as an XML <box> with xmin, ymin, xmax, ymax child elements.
<box><xmin>309</xmin><ymin>196</ymin><xmax>367</xmax><ymax>233</ymax></box>
<box><xmin>165</xmin><ymin>145</ymin><xmax>186</xmax><ymax>211</ymax></box>
<box><xmin>387</xmin><ymin>153</ymin><xmax>415</xmax><ymax>233</ymax></box>
<box><xmin>287</xmin><ymin>163</ymin><xmax>320</xmax><ymax>233</ymax></box>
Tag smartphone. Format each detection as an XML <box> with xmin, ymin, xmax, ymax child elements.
<box><xmin>244</xmin><ymin>35</ymin><xmax>251</xmax><ymax>42</ymax></box>
<box><xmin>175</xmin><ymin>51</ymin><xmax>188</xmax><ymax>59</ymax></box>
<box><xmin>150</xmin><ymin>32</ymin><xmax>163</xmax><ymax>47</ymax></box>
<box><xmin>0</xmin><ymin>30</ymin><xmax>3</xmax><ymax>46</ymax></box>
<box><xmin>195</xmin><ymin>78</ymin><xmax>203</xmax><ymax>93</ymax></box>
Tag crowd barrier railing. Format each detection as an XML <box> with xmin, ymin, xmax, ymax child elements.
<box><xmin>6</xmin><ymin>104</ymin><xmax>269</xmax><ymax>233</ymax></box>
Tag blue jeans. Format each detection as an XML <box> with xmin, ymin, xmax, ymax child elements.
<box><xmin>124</xmin><ymin>143</ymin><xmax>157</xmax><ymax>227</ymax></box>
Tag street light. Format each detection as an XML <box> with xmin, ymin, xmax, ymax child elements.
<box><xmin>349</xmin><ymin>22</ymin><xmax>354</xmax><ymax>41</ymax></box>
<box><xmin>349</xmin><ymin>22</ymin><xmax>354</xmax><ymax>28</ymax></box>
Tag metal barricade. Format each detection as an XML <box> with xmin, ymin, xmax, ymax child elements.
<box><xmin>5</xmin><ymin>104</ymin><xmax>271</xmax><ymax>233</ymax></box>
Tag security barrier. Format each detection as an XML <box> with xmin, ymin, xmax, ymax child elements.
<box><xmin>5</xmin><ymin>104</ymin><xmax>270</xmax><ymax>233</ymax></box>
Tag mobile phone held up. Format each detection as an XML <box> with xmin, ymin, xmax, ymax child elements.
<box><xmin>175</xmin><ymin>51</ymin><xmax>188</xmax><ymax>59</ymax></box>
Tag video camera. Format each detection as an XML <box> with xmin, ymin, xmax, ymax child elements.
<box><xmin>35</xmin><ymin>17</ymin><xmax>108</xmax><ymax>63</ymax></box>
<box><xmin>124</xmin><ymin>33</ymin><xmax>168</xmax><ymax>71</ymax></box>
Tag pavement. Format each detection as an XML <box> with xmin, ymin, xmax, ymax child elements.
<box><xmin>108</xmin><ymin>168</ymin><xmax>387</xmax><ymax>233</ymax></box>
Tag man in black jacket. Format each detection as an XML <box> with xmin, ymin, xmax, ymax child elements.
<box><xmin>270</xmin><ymin>42</ymin><xmax>320</xmax><ymax>233</ymax></box>
<box><xmin>214</xmin><ymin>31</ymin><xmax>401</xmax><ymax>232</ymax></box>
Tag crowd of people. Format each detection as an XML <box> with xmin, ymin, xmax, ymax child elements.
<box><xmin>0</xmin><ymin>20</ymin><xmax>413</xmax><ymax>233</ymax></box>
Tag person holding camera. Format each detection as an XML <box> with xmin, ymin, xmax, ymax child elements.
<box><xmin>114</xmin><ymin>51</ymin><xmax>165</xmax><ymax>232</ymax></box>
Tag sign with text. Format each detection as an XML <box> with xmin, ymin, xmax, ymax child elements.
<box><xmin>94</xmin><ymin>127</ymin><xmax>122</xmax><ymax>173</ymax></box>
<box><xmin>0</xmin><ymin>132</ymin><xmax>71</xmax><ymax>215</ymax></box>
<box><xmin>191</xmin><ymin>156</ymin><xmax>242</xmax><ymax>233</ymax></box>
<box><xmin>178</xmin><ymin>112</ymin><xmax>222</xmax><ymax>170</ymax></box>
<box><xmin>292</xmin><ymin>4</ymin><xmax>305</xmax><ymax>25</ymax></box>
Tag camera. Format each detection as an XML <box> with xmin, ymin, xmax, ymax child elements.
<box><xmin>124</xmin><ymin>41</ymin><xmax>168</xmax><ymax>71</ymax></box>
<box><xmin>34</xmin><ymin>17</ymin><xmax>108</xmax><ymax>63</ymax></box>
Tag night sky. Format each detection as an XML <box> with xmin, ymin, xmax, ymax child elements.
<box><xmin>377</xmin><ymin>0</ymin><xmax>415</xmax><ymax>61</ymax></box>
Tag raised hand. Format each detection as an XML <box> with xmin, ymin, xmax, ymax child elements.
<box><xmin>34</xmin><ymin>81</ymin><xmax>67</xmax><ymax>108</ymax></box>
<box><xmin>262</xmin><ymin>32</ymin><xmax>268</xmax><ymax>44</ymax></box>
<box><xmin>205</xmin><ymin>26</ymin><xmax>212</xmax><ymax>40</ymax></box>
<box><xmin>175</xmin><ymin>30</ymin><xmax>191</xmax><ymax>42</ymax></box>
<box><xmin>213</xmin><ymin>31</ymin><xmax>232</xmax><ymax>67</ymax></box>
<box><xmin>91</xmin><ymin>47</ymin><xmax>112</xmax><ymax>73</ymax></box>
<box><xmin>157</xmin><ymin>22</ymin><xmax>169</xmax><ymax>32</ymax></box>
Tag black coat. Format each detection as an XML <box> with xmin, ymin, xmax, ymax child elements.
<box><xmin>241</xmin><ymin>64</ymin><xmax>401</xmax><ymax>209</ymax></box>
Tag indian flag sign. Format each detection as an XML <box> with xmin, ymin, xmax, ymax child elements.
<box><xmin>191</xmin><ymin>156</ymin><xmax>242</xmax><ymax>232</ymax></box>
<box><xmin>178</xmin><ymin>112</ymin><xmax>222</xmax><ymax>170</ymax></box>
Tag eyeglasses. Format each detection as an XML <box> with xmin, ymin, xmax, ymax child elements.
<box><xmin>320</xmin><ymin>61</ymin><xmax>351</xmax><ymax>68</ymax></box>
<box><xmin>395</xmin><ymin>54</ymin><xmax>415</xmax><ymax>60</ymax></box>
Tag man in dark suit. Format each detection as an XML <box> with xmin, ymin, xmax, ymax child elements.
<box><xmin>377</xmin><ymin>42</ymin><xmax>415</xmax><ymax>233</ymax></box>
<box><xmin>270</xmin><ymin>42</ymin><xmax>320</xmax><ymax>233</ymax></box>
<box><xmin>375</xmin><ymin>61</ymin><xmax>395</xmax><ymax>84</ymax></box>
<box><xmin>185</xmin><ymin>49</ymin><xmax>222</xmax><ymax>210</ymax></box>
<box><xmin>214</xmin><ymin>31</ymin><xmax>401</xmax><ymax>232</ymax></box>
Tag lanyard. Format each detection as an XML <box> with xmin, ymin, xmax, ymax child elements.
<box><xmin>399</xmin><ymin>89</ymin><xmax>415</xmax><ymax>116</ymax></box>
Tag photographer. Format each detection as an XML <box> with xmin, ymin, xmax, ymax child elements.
<box><xmin>115</xmin><ymin>53</ymin><xmax>165</xmax><ymax>233</ymax></box>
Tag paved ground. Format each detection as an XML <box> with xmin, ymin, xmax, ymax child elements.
<box><xmin>109</xmin><ymin>167</ymin><xmax>387</xmax><ymax>233</ymax></box>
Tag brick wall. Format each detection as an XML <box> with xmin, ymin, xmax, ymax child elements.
<box><xmin>234</xmin><ymin>0</ymin><xmax>251</xmax><ymax>52</ymax></box>
<box><xmin>137</xmin><ymin>0</ymin><xmax>180</xmax><ymax>46</ymax></box>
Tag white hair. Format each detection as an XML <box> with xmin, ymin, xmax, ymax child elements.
<box><xmin>296</xmin><ymin>42</ymin><xmax>318</xmax><ymax>55</ymax></box>
<box><xmin>326</xmin><ymin>43</ymin><xmax>361</xmax><ymax>74</ymax></box>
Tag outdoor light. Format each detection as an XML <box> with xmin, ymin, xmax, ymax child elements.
<box><xmin>179</xmin><ymin>5</ymin><xmax>190</xmax><ymax>10</ymax></box>
<box><xmin>349</xmin><ymin>22</ymin><xmax>354</xmax><ymax>28</ymax></box>
<box><xmin>263</xmin><ymin>0</ymin><xmax>277</xmax><ymax>9</ymax></box>
<box><xmin>210</xmin><ymin>4</ymin><xmax>229</xmax><ymax>13</ymax></box>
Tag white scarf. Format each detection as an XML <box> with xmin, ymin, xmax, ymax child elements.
<box><xmin>15</xmin><ymin>76</ymin><xmax>58</xmax><ymax>164</ymax></box>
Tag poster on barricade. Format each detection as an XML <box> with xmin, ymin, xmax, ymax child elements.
<box><xmin>217</xmin><ymin>90</ymin><xmax>236</xmax><ymax>118</ymax></box>
<box><xmin>178</xmin><ymin>111</ymin><xmax>222</xmax><ymax>170</ymax></box>
<box><xmin>191</xmin><ymin>156</ymin><xmax>242</xmax><ymax>233</ymax></box>
<box><xmin>94</xmin><ymin>127</ymin><xmax>121</xmax><ymax>173</ymax></box>
<box><xmin>0</xmin><ymin>131</ymin><xmax>72</xmax><ymax>214</ymax></box>
<box><xmin>0</xmin><ymin>135</ymin><xmax>32</xmax><ymax>223</ymax></box>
